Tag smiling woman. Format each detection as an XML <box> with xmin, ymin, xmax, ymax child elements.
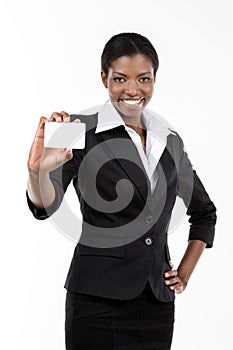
<box><xmin>102</xmin><ymin>55</ymin><xmax>154</xmax><ymax>118</ymax></box>
<box><xmin>101</xmin><ymin>33</ymin><xmax>158</xmax><ymax>126</ymax></box>
<box><xmin>26</xmin><ymin>32</ymin><xmax>217</xmax><ymax>350</ymax></box>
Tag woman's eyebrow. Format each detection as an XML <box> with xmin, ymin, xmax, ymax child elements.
<box><xmin>112</xmin><ymin>71</ymin><xmax>152</xmax><ymax>77</ymax></box>
<box><xmin>112</xmin><ymin>72</ymin><xmax>128</xmax><ymax>77</ymax></box>
<box><xmin>137</xmin><ymin>72</ymin><xmax>152</xmax><ymax>77</ymax></box>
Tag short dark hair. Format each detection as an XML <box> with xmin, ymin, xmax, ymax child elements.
<box><xmin>101</xmin><ymin>32</ymin><xmax>159</xmax><ymax>78</ymax></box>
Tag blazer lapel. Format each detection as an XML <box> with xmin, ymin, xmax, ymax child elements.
<box><xmin>96</xmin><ymin>126</ymin><xmax>153</xmax><ymax>207</ymax></box>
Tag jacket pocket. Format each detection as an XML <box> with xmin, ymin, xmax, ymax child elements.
<box><xmin>78</xmin><ymin>243</ymin><xmax>125</xmax><ymax>258</ymax></box>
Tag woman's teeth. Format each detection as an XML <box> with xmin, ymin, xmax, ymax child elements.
<box><xmin>121</xmin><ymin>98</ymin><xmax>144</xmax><ymax>106</ymax></box>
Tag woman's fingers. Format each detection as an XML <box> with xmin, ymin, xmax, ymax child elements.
<box><xmin>164</xmin><ymin>267</ymin><xmax>177</xmax><ymax>278</ymax></box>
<box><xmin>171</xmin><ymin>280</ymin><xmax>184</xmax><ymax>294</ymax></box>
<box><xmin>168</xmin><ymin>260</ymin><xmax>174</xmax><ymax>269</ymax></box>
<box><xmin>164</xmin><ymin>262</ymin><xmax>186</xmax><ymax>294</ymax></box>
<box><xmin>56</xmin><ymin>148</ymin><xmax>73</xmax><ymax>168</ymax></box>
<box><xmin>48</xmin><ymin>111</ymin><xmax>70</xmax><ymax>122</ymax></box>
<box><xmin>33</xmin><ymin>111</ymin><xmax>70</xmax><ymax>145</ymax></box>
<box><xmin>73</xmin><ymin>118</ymin><xmax>81</xmax><ymax>123</ymax></box>
<box><xmin>64</xmin><ymin>148</ymin><xmax>73</xmax><ymax>161</ymax></box>
<box><xmin>40</xmin><ymin>148</ymin><xmax>73</xmax><ymax>172</ymax></box>
<box><xmin>28</xmin><ymin>111</ymin><xmax>73</xmax><ymax>173</ymax></box>
<box><xmin>164</xmin><ymin>276</ymin><xmax>179</xmax><ymax>286</ymax></box>
<box><xmin>164</xmin><ymin>273</ymin><xmax>184</xmax><ymax>293</ymax></box>
<box><xmin>60</xmin><ymin>111</ymin><xmax>70</xmax><ymax>122</ymax></box>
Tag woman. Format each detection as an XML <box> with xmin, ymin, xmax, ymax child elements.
<box><xmin>26</xmin><ymin>33</ymin><xmax>217</xmax><ymax>350</ymax></box>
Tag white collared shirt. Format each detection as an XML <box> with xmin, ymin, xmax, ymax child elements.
<box><xmin>95</xmin><ymin>101</ymin><xmax>173</xmax><ymax>193</ymax></box>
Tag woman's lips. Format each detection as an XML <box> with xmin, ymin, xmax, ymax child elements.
<box><xmin>119</xmin><ymin>97</ymin><xmax>145</xmax><ymax>108</ymax></box>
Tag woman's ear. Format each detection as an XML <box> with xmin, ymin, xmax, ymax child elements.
<box><xmin>101</xmin><ymin>71</ymin><xmax>108</xmax><ymax>88</ymax></box>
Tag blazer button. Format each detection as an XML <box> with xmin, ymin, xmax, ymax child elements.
<box><xmin>145</xmin><ymin>237</ymin><xmax>153</xmax><ymax>246</ymax></box>
<box><xmin>145</xmin><ymin>215</ymin><xmax>154</xmax><ymax>224</ymax></box>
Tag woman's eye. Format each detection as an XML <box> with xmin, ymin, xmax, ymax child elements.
<box><xmin>113</xmin><ymin>77</ymin><xmax>125</xmax><ymax>83</ymax></box>
<box><xmin>113</xmin><ymin>77</ymin><xmax>151</xmax><ymax>83</ymax></box>
<box><xmin>139</xmin><ymin>77</ymin><xmax>151</xmax><ymax>82</ymax></box>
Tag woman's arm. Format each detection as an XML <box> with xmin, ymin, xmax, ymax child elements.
<box><xmin>27</xmin><ymin>169</ymin><xmax>56</xmax><ymax>208</ymax></box>
<box><xmin>164</xmin><ymin>239</ymin><xmax>207</xmax><ymax>293</ymax></box>
<box><xmin>27</xmin><ymin>113</ymin><xmax>74</xmax><ymax>208</ymax></box>
<box><xmin>164</xmin><ymin>133</ymin><xmax>217</xmax><ymax>293</ymax></box>
<box><xmin>26</xmin><ymin>112</ymin><xmax>83</xmax><ymax>219</ymax></box>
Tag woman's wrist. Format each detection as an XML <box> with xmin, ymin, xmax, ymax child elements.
<box><xmin>27</xmin><ymin>169</ymin><xmax>55</xmax><ymax>208</ymax></box>
<box><xmin>177</xmin><ymin>240</ymin><xmax>207</xmax><ymax>288</ymax></box>
<box><xmin>176</xmin><ymin>268</ymin><xmax>189</xmax><ymax>289</ymax></box>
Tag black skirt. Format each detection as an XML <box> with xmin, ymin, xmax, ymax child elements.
<box><xmin>65</xmin><ymin>281</ymin><xmax>175</xmax><ymax>350</ymax></box>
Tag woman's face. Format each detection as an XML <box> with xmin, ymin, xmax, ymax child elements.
<box><xmin>101</xmin><ymin>54</ymin><xmax>155</xmax><ymax>119</ymax></box>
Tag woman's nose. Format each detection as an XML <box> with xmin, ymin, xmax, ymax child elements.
<box><xmin>125</xmin><ymin>80</ymin><xmax>138</xmax><ymax>95</ymax></box>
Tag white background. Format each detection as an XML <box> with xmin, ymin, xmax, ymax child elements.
<box><xmin>0</xmin><ymin>0</ymin><xmax>232</xmax><ymax>349</ymax></box>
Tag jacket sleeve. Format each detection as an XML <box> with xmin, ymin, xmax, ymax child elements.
<box><xmin>26</xmin><ymin>148</ymin><xmax>86</xmax><ymax>220</ymax></box>
<box><xmin>176</xmin><ymin>134</ymin><xmax>217</xmax><ymax>248</ymax></box>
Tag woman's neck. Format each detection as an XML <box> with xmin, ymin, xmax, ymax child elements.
<box><xmin>119</xmin><ymin>111</ymin><xmax>143</xmax><ymax>128</ymax></box>
<box><xmin>112</xmin><ymin>102</ymin><xmax>147</xmax><ymax>133</ymax></box>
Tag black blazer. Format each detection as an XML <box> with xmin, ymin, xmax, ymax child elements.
<box><xmin>26</xmin><ymin>112</ymin><xmax>217</xmax><ymax>302</ymax></box>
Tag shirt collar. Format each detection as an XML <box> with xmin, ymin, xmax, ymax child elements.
<box><xmin>95</xmin><ymin>100</ymin><xmax>173</xmax><ymax>142</ymax></box>
<box><xmin>95</xmin><ymin>101</ymin><xmax>126</xmax><ymax>133</ymax></box>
